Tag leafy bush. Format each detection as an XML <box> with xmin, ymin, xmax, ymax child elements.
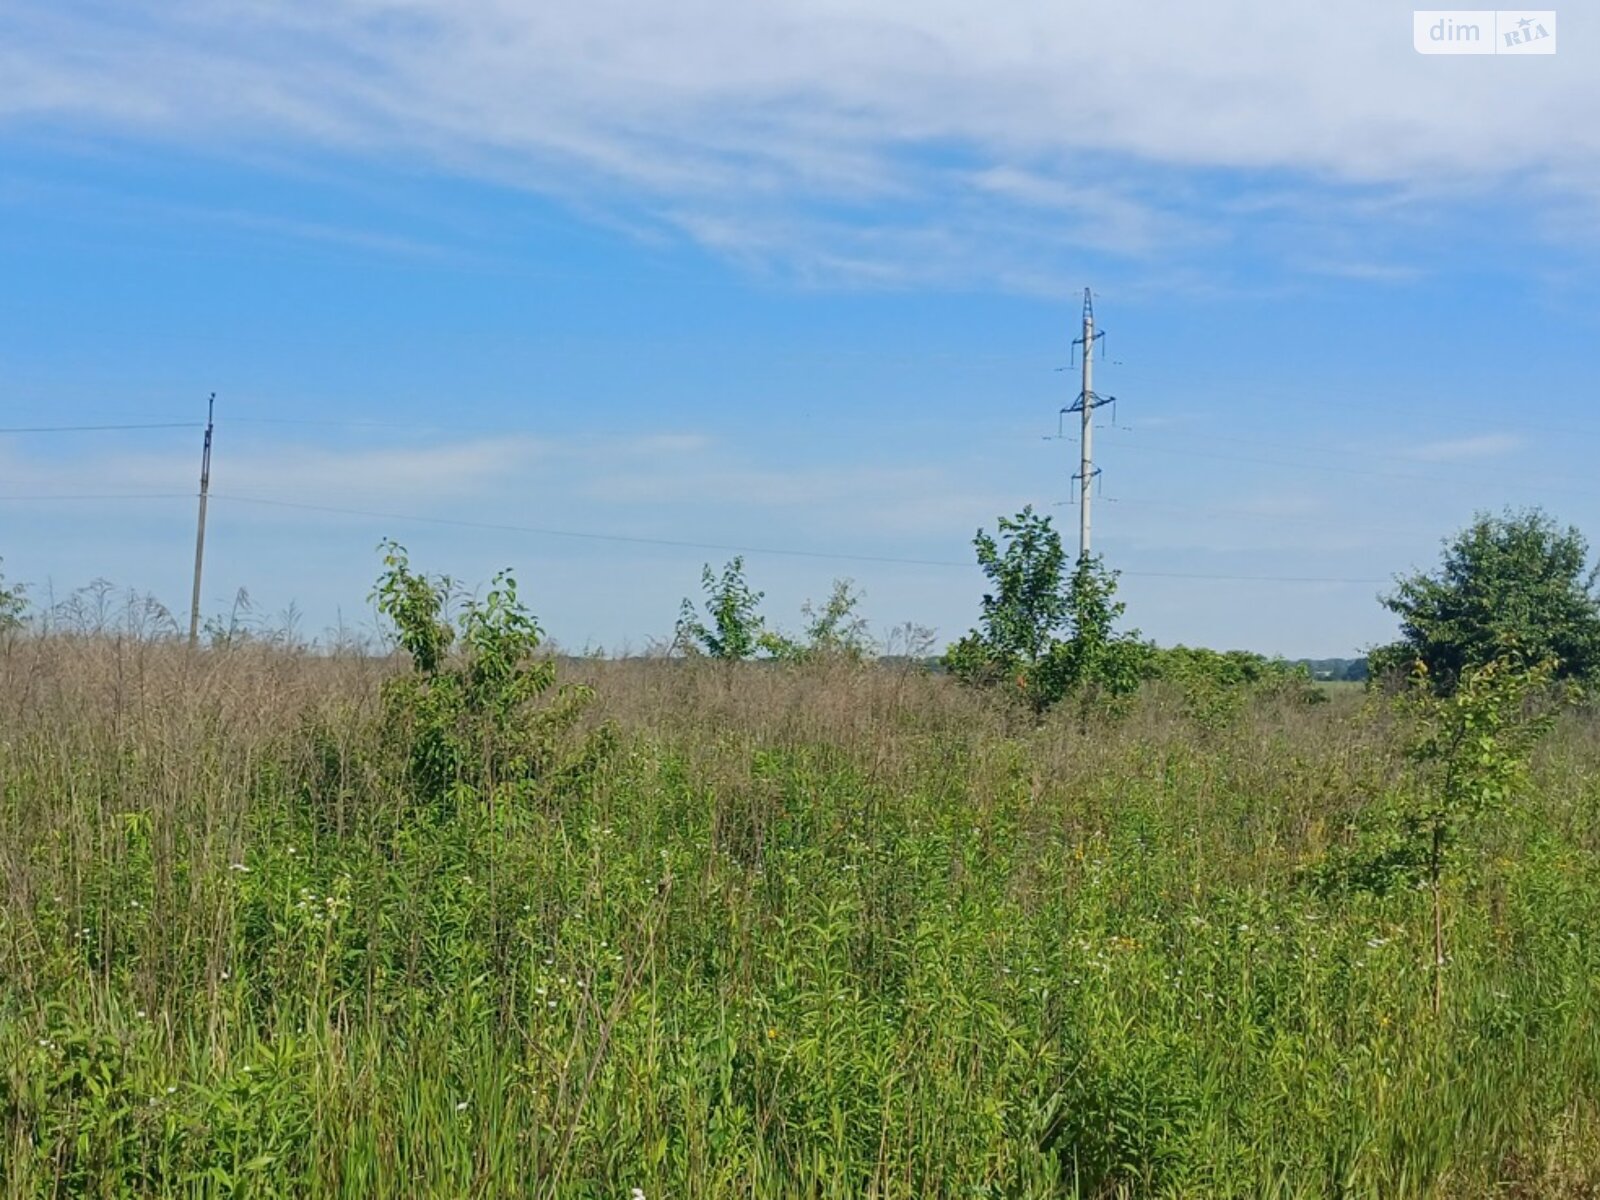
<box><xmin>1147</xmin><ymin>646</ymin><xmax>1323</xmax><ymax>728</ymax></box>
<box><xmin>1375</xmin><ymin>508</ymin><xmax>1600</xmax><ymax>693</ymax></box>
<box><xmin>676</xmin><ymin>561</ymin><xmax>874</xmax><ymax>666</ymax></box>
<box><xmin>372</xmin><ymin>540</ymin><xmax>608</xmax><ymax>815</ymax></box>
<box><xmin>0</xmin><ymin>557</ymin><xmax>25</xmax><ymax>632</ymax></box>
<box><xmin>763</xmin><ymin>579</ymin><xmax>874</xmax><ymax>665</ymax></box>
<box><xmin>947</xmin><ymin>508</ymin><xmax>1147</xmax><ymax>714</ymax></box>
<box><xmin>1313</xmin><ymin>653</ymin><xmax>1569</xmax><ymax>1011</ymax></box>
<box><xmin>676</xmin><ymin>556</ymin><xmax>770</xmax><ymax>661</ymax></box>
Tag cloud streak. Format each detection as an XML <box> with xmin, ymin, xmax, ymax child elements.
<box><xmin>0</xmin><ymin>435</ymin><xmax>545</xmax><ymax>502</ymax></box>
<box><xmin>2</xmin><ymin>2</ymin><xmax>1597</xmax><ymax>285</ymax></box>
<box><xmin>1407</xmin><ymin>433</ymin><xmax>1524</xmax><ymax>462</ymax></box>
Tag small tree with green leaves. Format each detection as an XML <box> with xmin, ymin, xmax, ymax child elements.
<box><xmin>1402</xmin><ymin>654</ymin><xmax>1565</xmax><ymax>1011</ymax></box>
<box><xmin>1314</xmin><ymin>651</ymin><xmax>1567</xmax><ymax>1013</ymax></box>
<box><xmin>763</xmin><ymin>578</ymin><xmax>874</xmax><ymax>665</ymax></box>
<box><xmin>1374</xmin><ymin>508</ymin><xmax>1600</xmax><ymax>693</ymax></box>
<box><xmin>948</xmin><ymin>508</ymin><xmax>1146</xmax><ymax>714</ymax></box>
<box><xmin>0</xmin><ymin>558</ymin><xmax>24</xmax><ymax>633</ymax></box>
<box><xmin>1034</xmin><ymin>554</ymin><xmax>1150</xmax><ymax>716</ymax></box>
<box><xmin>371</xmin><ymin>540</ymin><xmax>605</xmax><ymax>814</ymax></box>
<box><xmin>801</xmin><ymin>579</ymin><xmax>872</xmax><ymax>660</ymax></box>
<box><xmin>946</xmin><ymin>506</ymin><xmax>1068</xmax><ymax>697</ymax></box>
<box><xmin>675</xmin><ymin>556</ymin><xmax>769</xmax><ymax>661</ymax></box>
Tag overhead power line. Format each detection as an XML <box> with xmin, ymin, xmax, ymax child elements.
<box><xmin>0</xmin><ymin>492</ymin><xmax>194</xmax><ymax>502</ymax></box>
<box><xmin>1110</xmin><ymin>427</ymin><xmax>1599</xmax><ymax>492</ymax></box>
<box><xmin>205</xmin><ymin>493</ymin><xmax>1388</xmax><ymax>585</ymax></box>
<box><xmin>212</xmin><ymin>494</ymin><xmax>974</xmax><ymax>568</ymax></box>
<box><xmin>0</xmin><ymin>489</ymin><xmax>1391</xmax><ymax>585</ymax></box>
<box><xmin>1108</xmin><ymin>439</ymin><xmax>1599</xmax><ymax>498</ymax></box>
<box><xmin>0</xmin><ymin>421</ymin><xmax>201</xmax><ymax>434</ymax></box>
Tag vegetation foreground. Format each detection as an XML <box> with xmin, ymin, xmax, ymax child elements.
<box><xmin>4</xmin><ymin>626</ymin><xmax>1600</xmax><ymax>1196</ymax></box>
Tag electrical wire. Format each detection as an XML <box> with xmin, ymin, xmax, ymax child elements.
<box><xmin>0</xmin><ymin>489</ymin><xmax>1398</xmax><ymax>585</ymax></box>
<box><xmin>209</xmin><ymin>493</ymin><xmax>1390</xmax><ymax>584</ymax></box>
<box><xmin>1102</xmin><ymin>438</ymin><xmax>1599</xmax><ymax>498</ymax></box>
<box><xmin>0</xmin><ymin>492</ymin><xmax>194</xmax><ymax>501</ymax></box>
<box><xmin>0</xmin><ymin>422</ymin><xmax>201</xmax><ymax>434</ymax></box>
<box><xmin>211</xmin><ymin>493</ymin><xmax>976</xmax><ymax>568</ymax></box>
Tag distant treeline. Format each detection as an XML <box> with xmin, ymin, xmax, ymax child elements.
<box><xmin>1292</xmin><ymin>657</ymin><xmax>1370</xmax><ymax>682</ymax></box>
<box><xmin>887</xmin><ymin>651</ymin><xmax>1370</xmax><ymax>684</ymax></box>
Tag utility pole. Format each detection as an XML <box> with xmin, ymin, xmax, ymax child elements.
<box><xmin>188</xmin><ymin>393</ymin><xmax>214</xmax><ymax>649</ymax></box>
<box><xmin>1066</xmin><ymin>289</ymin><xmax>1113</xmax><ymax>561</ymax></box>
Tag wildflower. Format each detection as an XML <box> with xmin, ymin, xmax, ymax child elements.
<box><xmin>547</xmin><ymin>1000</ymin><xmax>557</xmax><ymax>1009</ymax></box>
<box><xmin>137</xmin><ymin>1009</ymin><xmax>147</xmax><ymax>1019</ymax></box>
<box><xmin>632</xmin><ymin>1189</ymin><xmax>646</xmax><ymax>1200</ymax></box>
<box><xmin>456</xmin><ymin>1101</ymin><xmax>469</xmax><ymax>1112</ymax></box>
<box><xmin>166</xmin><ymin>1086</ymin><xmax>177</xmax><ymax>1094</ymax></box>
<box><xmin>766</xmin><ymin>1027</ymin><xmax>777</xmax><ymax>1040</ymax></box>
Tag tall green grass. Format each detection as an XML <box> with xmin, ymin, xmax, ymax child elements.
<box><xmin>3</xmin><ymin>639</ymin><xmax>1599</xmax><ymax>1196</ymax></box>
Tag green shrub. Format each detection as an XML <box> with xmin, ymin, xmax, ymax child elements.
<box><xmin>0</xmin><ymin>556</ymin><xmax>25</xmax><ymax>631</ymax></box>
<box><xmin>947</xmin><ymin>509</ymin><xmax>1147</xmax><ymax>715</ymax></box>
<box><xmin>1147</xmin><ymin>646</ymin><xmax>1323</xmax><ymax>729</ymax></box>
<box><xmin>372</xmin><ymin>540</ymin><xmax>609</xmax><ymax>815</ymax></box>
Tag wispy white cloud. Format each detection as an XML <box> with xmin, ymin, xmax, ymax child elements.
<box><xmin>2</xmin><ymin>1</ymin><xmax>1597</xmax><ymax>286</ymax></box>
<box><xmin>1297</xmin><ymin>258</ymin><xmax>1423</xmax><ymax>284</ymax></box>
<box><xmin>1406</xmin><ymin>433</ymin><xmax>1524</xmax><ymax>462</ymax></box>
<box><xmin>1</xmin><ymin>436</ymin><xmax>547</xmax><ymax>501</ymax></box>
<box><xmin>1</xmin><ymin>428</ymin><xmax>1011</xmax><ymax>545</ymax></box>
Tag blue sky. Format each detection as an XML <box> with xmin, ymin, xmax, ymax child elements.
<box><xmin>2</xmin><ymin>1</ymin><xmax>1598</xmax><ymax>656</ymax></box>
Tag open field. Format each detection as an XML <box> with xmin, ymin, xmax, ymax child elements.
<box><xmin>4</xmin><ymin>636</ymin><xmax>1600</xmax><ymax>1197</ymax></box>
